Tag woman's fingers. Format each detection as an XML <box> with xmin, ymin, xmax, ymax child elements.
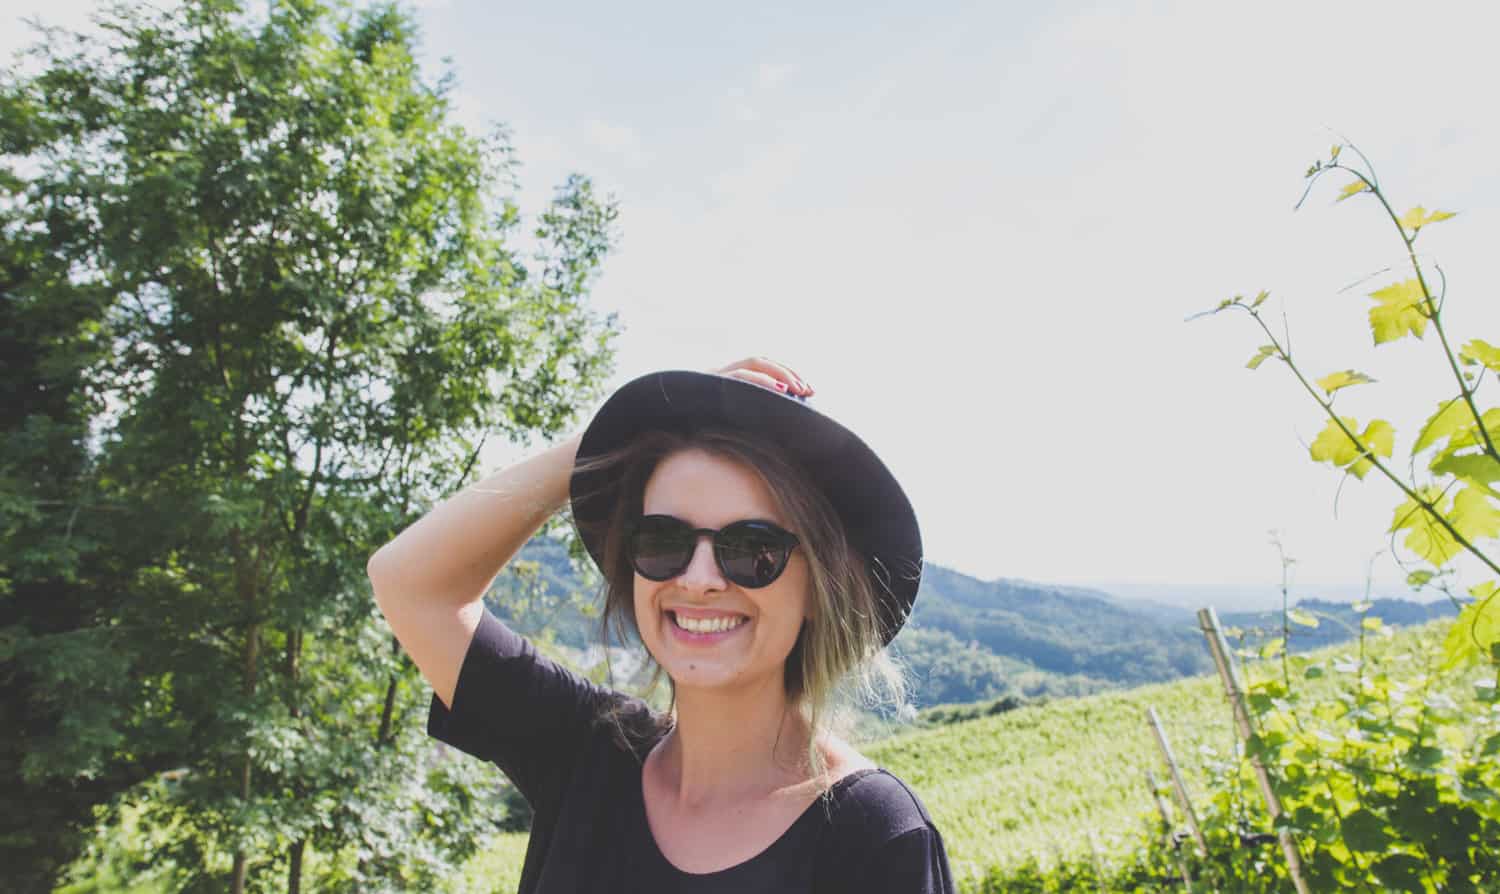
<box><xmin>721</xmin><ymin>368</ymin><xmax>791</xmax><ymax>395</ymax></box>
<box><xmin>711</xmin><ymin>357</ymin><xmax>812</xmax><ymax>395</ymax></box>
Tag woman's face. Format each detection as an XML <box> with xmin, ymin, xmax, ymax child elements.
<box><xmin>634</xmin><ymin>447</ymin><xmax>810</xmax><ymax>696</ymax></box>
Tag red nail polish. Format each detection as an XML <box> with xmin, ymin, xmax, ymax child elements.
<box><xmin>774</xmin><ymin>382</ymin><xmax>787</xmax><ymax>392</ymax></box>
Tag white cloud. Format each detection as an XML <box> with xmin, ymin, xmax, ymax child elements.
<box><xmin>723</xmin><ymin>60</ymin><xmax>800</xmax><ymax>124</ymax></box>
<box><xmin>755</xmin><ymin>61</ymin><xmax>796</xmax><ymax>90</ymax></box>
<box><xmin>581</xmin><ymin>119</ymin><xmax>648</xmax><ymax>166</ymax></box>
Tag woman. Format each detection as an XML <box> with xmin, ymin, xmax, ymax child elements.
<box><xmin>368</xmin><ymin>358</ymin><xmax>955</xmax><ymax>893</ymax></box>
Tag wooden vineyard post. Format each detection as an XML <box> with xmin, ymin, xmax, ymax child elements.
<box><xmin>1146</xmin><ymin>706</ymin><xmax>1209</xmax><ymax>857</ymax></box>
<box><xmin>1146</xmin><ymin>768</ymin><xmax>1195</xmax><ymax>891</ymax></box>
<box><xmin>1197</xmin><ymin>607</ymin><xmax>1311</xmax><ymax>894</ymax></box>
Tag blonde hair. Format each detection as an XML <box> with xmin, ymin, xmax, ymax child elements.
<box><xmin>572</xmin><ymin>426</ymin><xmax>907</xmax><ymax>783</ymax></box>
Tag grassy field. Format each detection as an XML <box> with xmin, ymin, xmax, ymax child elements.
<box><xmin>452</xmin><ymin>619</ymin><xmax>1475</xmax><ymax>893</ymax></box>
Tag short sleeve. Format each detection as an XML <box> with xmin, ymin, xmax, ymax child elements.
<box><xmin>849</xmin><ymin>825</ymin><xmax>955</xmax><ymax>894</ymax></box>
<box><xmin>427</xmin><ymin>609</ymin><xmax>609</xmax><ymax>819</ymax></box>
<box><xmin>814</xmin><ymin>770</ymin><xmax>958</xmax><ymax>894</ymax></box>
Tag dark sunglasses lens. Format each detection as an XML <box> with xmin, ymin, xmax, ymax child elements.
<box><xmin>716</xmin><ymin>522</ymin><xmax>790</xmax><ymax>588</ymax></box>
<box><xmin>630</xmin><ymin>517</ymin><xmax>694</xmax><ymax>580</ymax></box>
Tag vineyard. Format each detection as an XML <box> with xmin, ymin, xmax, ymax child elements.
<box><xmin>443</xmin><ymin>615</ymin><xmax>1495</xmax><ymax>892</ymax></box>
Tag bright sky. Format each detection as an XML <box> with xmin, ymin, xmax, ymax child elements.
<box><xmin>7</xmin><ymin>1</ymin><xmax>1500</xmax><ymax>606</ymax></box>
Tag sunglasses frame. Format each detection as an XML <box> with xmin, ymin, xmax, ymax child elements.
<box><xmin>627</xmin><ymin>514</ymin><xmax>801</xmax><ymax>589</ymax></box>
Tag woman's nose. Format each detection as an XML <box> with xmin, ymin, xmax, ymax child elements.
<box><xmin>676</xmin><ymin>534</ymin><xmax>726</xmax><ymax>591</ymax></box>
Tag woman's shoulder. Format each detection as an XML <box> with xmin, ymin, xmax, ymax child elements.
<box><xmin>810</xmin><ymin>768</ymin><xmax>956</xmax><ymax>893</ymax></box>
<box><xmin>824</xmin><ymin>767</ymin><xmax>937</xmax><ymax>842</ymax></box>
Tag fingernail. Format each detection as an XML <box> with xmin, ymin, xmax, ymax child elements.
<box><xmin>774</xmin><ymin>382</ymin><xmax>787</xmax><ymax>392</ymax></box>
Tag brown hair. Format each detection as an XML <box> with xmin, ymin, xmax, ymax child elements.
<box><xmin>571</xmin><ymin>426</ymin><xmax>907</xmax><ymax>782</ymax></box>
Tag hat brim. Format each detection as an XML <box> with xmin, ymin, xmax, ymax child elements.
<box><xmin>569</xmin><ymin>370</ymin><xmax>922</xmax><ymax>645</ymax></box>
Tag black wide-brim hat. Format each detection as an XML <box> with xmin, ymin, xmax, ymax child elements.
<box><xmin>569</xmin><ymin>370</ymin><xmax>923</xmax><ymax>645</ymax></box>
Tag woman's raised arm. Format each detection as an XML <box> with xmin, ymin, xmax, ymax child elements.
<box><xmin>366</xmin><ymin>433</ymin><xmax>581</xmax><ymax>707</ymax></box>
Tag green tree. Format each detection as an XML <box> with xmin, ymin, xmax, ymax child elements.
<box><xmin>0</xmin><ymin>1</ymin><xmax>618</xmax><ymax>890</ymax></box>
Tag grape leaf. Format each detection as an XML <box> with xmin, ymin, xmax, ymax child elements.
<box><xmin>1310</xmin><ymin>417</ymin><xmax>1394</xmax><ymax>480</ymax></box>
<box><xmin>1398</xmin><ymin>205</ymin><xmax>1459</xmax><ymax>233</ymax></box>
<box><xmin>1449</xmin><ymin>486</ymin><xmax>1500</xmax><ymax>545</ymax></box>
<box><xmin>1413</xmin><ymin>399</ymin><xmax>1469</xmax><ymax>455</ymax></box>
<box><xmin>1446</xmin><ymin>408</ymin><xmax>1500</xmax><ymax>453</ymax></box>
<box><xmin>1341</xmin><ymin>808</ymin><xmax>1392</xmax><ymax>852</ymax></box>
<box><xmin>1390</xmin><ymin>486</ymin><xmax>1462</xmax><ymax>566</ymax></box>
<box><xmin>1460</xmin><ymin>339</ymin><xmax>1500</xmax><ymax>373</ymax></box>
<box><xmin>1374</xmin><ymin>854</ymin><xmax>1426</xmax><ymax>889</ymax></box>
<box><xmin>1316</xmin><ymin>369</ymin><xmax>1375</xmax><ymax>395</ymax></box>
<box><xmin>1288</xmin><ymin>609</ymin><xmax>1319</xmax><ymax>628</ymax></box>
<box><xmin>1367</xmin><ymin>279</ymin><xmax>1429</xmax><ymax>344</ymax></box>
<box><xmin>1443</xmin><ymin>584</ymin><xmax>1500</xmax><ymax>669</ymax></box>
<box><xmin>1430</xmin><ymin>453</ymin><xmax>1500</xmax><ymax>497</ymax></box>
<box><xmin>1337</xmin><ymin>178</ymin><xmax>1370</xmax><ymax>202</ymax></box>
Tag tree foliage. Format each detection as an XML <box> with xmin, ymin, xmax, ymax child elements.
<box><xmin>0</xmin><ymin>1</ymin><xmax>617</xmax><ymax>890</ymax></box>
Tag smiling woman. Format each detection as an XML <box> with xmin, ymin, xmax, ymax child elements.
<box><xmin>368</xmin><ymin>359</ymin><xmax>954</xmax><ymax>893</ymax></box>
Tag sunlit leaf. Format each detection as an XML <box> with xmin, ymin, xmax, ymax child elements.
<box><xmin>1247</xmin><ymin>345</ymin><xmax>1276</xmax><ymax>370</ymax></box>
<box><xmin>1398</xmin><ymin>205</ymin><xmax>1458</xmax><ymax>233</ymax></box>
<box><xmin>1449</xmin><ymin>486</ymin><xmax>1500</xmax><ymax>545</ymax></box>
<box><xmin>1310</xmin><ymin>416</ymin><xmax>1394</xmax><ymax>480</ymax></box>
<box><xmin>1316</xmin><ymin>369</ymin><xmax>1375</xmax><ymax>395</ymax></box>
<box><xmin>1390</xmin><ymin>486</ymin><xmax>1462</xmax><ymax>567</ymax></box>
<box><xmin>1360</xmin><ymin>420</ymin><xmax>1395</xmax><ymax>465</ymax></box>
<box><xmin>1406</xmin><ymin>570</ymin><xmax>1434</xmax><ymax>588</ymax></box>
<box><xmin>1459</xmin><ymin>339</ymin><xmax>1500</xmax><ymax>373</ymax></box>
<box><xmin>1444</xmin><ymin>585</ymin><xmax>1500</xmax><ymax>669</ymax></box>
<box><xmin>1337</xmin><ymin>178</ymin><xmax>1370</xmax><ymax>202</ymax></box>
<box><xmin>1413</xmin><ymin>399</ymin><xmax>1470</xmax><ymax>455</ymax></box>
<box><xmin>1367</xmin><ymin>279</ymin><xmax>1429</xmax><ymax>344</ymax></box>
<box><xmin>1288</xmin><ymin>609</ymin><xmax>1319</xmax><ymax>628</ymax></box>
<box><xmin>1431</xmin><ymin>453</ymin><xmax>1500</xmax><ymax>497</ymax></box>
<box><xmin>1446</xmin><ymin>408</ymin><xmax>1500</xmax><ymax>453</ymax></box>
<box><xmin>1250</xmin><ymin>290</ymin><xmax>1271</xmax><ymax>309</ymax></box>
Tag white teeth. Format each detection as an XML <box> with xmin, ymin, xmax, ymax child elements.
<box><xmin>672</xmin><ymin>613</ymin><xmax>745</xmax><ymax>634</ymax></box>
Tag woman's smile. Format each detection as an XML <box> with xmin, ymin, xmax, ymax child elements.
<box><xmin>666</xmin><ymin>608</ymin><xmax>750</xmax><ymax>639</ymax></box>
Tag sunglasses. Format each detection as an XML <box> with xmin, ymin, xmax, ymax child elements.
<box><xmin>627</xmin><ymin>514</ymin><xmax>801</xmax><ymax>589</ymax></box>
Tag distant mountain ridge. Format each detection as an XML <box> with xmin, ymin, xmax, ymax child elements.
<box><xmin>485</xmin><ymin>538</ymin><xmax>1451</xmax><ymax>708</ymax></box>
<box><xmin>907</xmin><ymin>564</ymin><xmax>1213</xmax><ymax>693</ymax></box>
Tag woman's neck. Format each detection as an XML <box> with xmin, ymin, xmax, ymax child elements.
<box><xmin>653</xmin><ymin>678</ymin><xmax>816</xmax><ymax>809</ymax></box>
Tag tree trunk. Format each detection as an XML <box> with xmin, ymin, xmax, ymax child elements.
<box><xmin>376</xmin><ymin>635</ymin><xmax>401</xmax><ymax>746</ymax></box>
<box><xmin>288</xmin><ymin>838</ymin><xmax>306</xmax><ymax>894</ymax></box>
<box><xmin>230</xmin><ymin>533</ymin><xmax>261</xmax><ymax>894</ymax></box>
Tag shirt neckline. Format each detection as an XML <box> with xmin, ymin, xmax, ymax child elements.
<box><xmin>634</xmin><ymin>764</ymin><xmax>886</xmax><ymax>880</ymax></box>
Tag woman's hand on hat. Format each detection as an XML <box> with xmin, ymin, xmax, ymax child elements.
<box><xmin>712</xmin><ymin>357</ymin><xmax>813</xmax><ymax>397</ymax></box>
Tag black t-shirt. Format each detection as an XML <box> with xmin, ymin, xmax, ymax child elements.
<box><xmin>428</xmin><ymin>610</ymin><xmax>956</xmax><ymax>893</ymax></box>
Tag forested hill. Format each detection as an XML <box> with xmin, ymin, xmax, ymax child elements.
<box><xmin>905</xmin><ymin>564</ymin><xmax>1214</xmax><ymax>694</ymax></box>
<box><xmin>487</xmin><ymin>540</ymin><xmax>1452</xmax><ymax>708</ymax></box>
